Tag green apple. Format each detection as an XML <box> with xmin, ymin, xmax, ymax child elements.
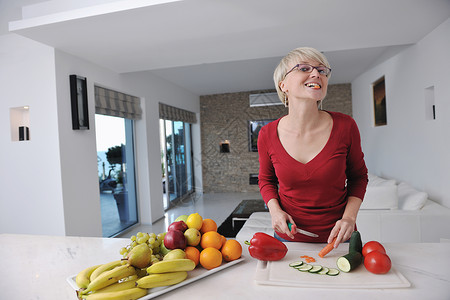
<box><xmin>163</xmin><ymin>249</ymin><xmax>186</xmax><ymax>261</ymax></box>
<box><xmin>184</xmin><ymin>228</ymin><xmax>201</xmax><ymax>246</ymax></box>
<box><xmin>175</xmin><ymin>214</ymin><xmax>189</xmax><ymax>223</ymax></box>
<box><xmin>159</xmin><ymin>240</ymin><xmax>171</xmax><ymax>256</ymax></box>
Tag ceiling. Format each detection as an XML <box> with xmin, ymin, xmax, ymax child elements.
<box><xmin>8</xmin><ymin>0</ymin><xmax>450</xmax><ymax>96</ymax></box>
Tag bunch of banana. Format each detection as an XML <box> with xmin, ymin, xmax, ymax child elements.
<box><xmin>136</xmin><ymin>259</ymin><xmax>195</xmax><ymax>289</ymax></box>
<box><xmin>76</xmin><ymin>261</ymin><xmax>144</xmax><ymax>300</ymax></box>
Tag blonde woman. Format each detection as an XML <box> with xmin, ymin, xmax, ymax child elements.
<box><xmin>258</xmin><ymin>47</ymin><xmax>368</xmax><ymax>248</ymax></box>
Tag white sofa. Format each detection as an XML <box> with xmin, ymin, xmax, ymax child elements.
<box><xmin>236</xmin><ymin>174</ymin><xmax>450</xmax><ymax>243</ymax></box>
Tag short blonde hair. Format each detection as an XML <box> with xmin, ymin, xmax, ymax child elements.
<box><xmin>273</xmin><ymin>47</ymin><xmax>331</xmax><ymax>103</ymax></box>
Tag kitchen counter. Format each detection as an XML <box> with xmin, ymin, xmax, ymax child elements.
<box><xmin>1</xmin><ymin>234</ymin><xmax>449</xmax><ymax>299</ymax></box>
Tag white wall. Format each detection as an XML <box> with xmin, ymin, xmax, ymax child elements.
<box><xmin>0</xmin><ymin>34</ymin><xmax>66</xmax><ymax>235</ymax></box>
<box><xmin>0</xmin><ymin>33</ymin><xmax>201</xmax><ymax>236</ymax></box>
<box><xmin>352</xmin><ymin>18</ymin><xmax>450</xmax><ymax>208</ymax></box>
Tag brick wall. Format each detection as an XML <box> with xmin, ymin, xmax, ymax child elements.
<box><xmin>200</xmin><ymin>83</ymin><xmax>352</xmax><ymax>193</ymax></box>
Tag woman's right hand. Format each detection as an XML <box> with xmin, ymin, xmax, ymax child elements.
<box><xmin>267</xmin><ymin>198</ymin><xmax>296</xmax><ymax>239</ymax></box>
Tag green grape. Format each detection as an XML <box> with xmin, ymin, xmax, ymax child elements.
<box><xmin>119</xmin><ymin>247</ymin><xmax>127</xmax><ymax>255</ymax></box>
<box><xmin>130</xmin><ymin>241</ymin><xmax>137</xmax><ymax>248</ymax></box>
<box><xmin>130</xmin><ymin>235</ymin><xmax>137</xmax><ymax>241</ymax></box>
<box><xmin>156</xmin><ymin>233</ymin><xmax>165</xmax><ymax>241</ymax></box>
<box><xmin>154</xmin><ymin>240</ymin><xmax>160</xmax><ymax>248</ymax></box>
<box><xmin>136</xmin><ymin>232</ymin><xmax>144</xmax><ymax>238</ymax></box>
<box><xmin>149</xmin><ymin>233</ymin><xmax>157</xmax><ymax>240</ymax></box>
<box><xmin>136</xmin><ymin>237</ymin><xmax>147</xmax><ymax>244</ymax></box>
<box><xmin>142</xmin><ymin>232</ymin><xmax>150</xmax><ymax>240</ymax></box>
<box><xmin>148</xmin><ymin>237</ymin><xmax>156</xmax><ymax>245</ymax></box>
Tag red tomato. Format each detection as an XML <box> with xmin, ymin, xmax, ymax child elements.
<box><xmin>364</xmin><ymin>251</ymin><xmax>392</xmax><ymax>274</ymax></box>
<box><xmin>362</xmin><ymin>241</ymin><xmax>386</xmax><ymax>257</ymax></box>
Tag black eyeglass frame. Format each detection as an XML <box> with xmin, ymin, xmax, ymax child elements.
<box><xmin>284</xmin><ymin>64</ymin><xmax>332</xmax><ymax>79</ymax></box>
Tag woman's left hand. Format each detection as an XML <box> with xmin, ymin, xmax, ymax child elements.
<box><xmin>328</xmin><ymin>218</ymin><xmax>356</xmax><ymax>248</ymax></box>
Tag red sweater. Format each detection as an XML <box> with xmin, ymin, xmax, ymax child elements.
<box><xmin>258</xmin><ymin>111</ymin><xmax>368</xmax><ymax>242</ymax></box>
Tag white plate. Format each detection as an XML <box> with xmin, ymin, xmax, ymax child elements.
<box><xmin>68</xmin><ymin>257</ymin><xmax>244</xmax><ymax>299</ymax></box>
<box><xmin>255</xmin><ymin>250</ymin><xmax>410</xmax><ymax>289</ymax></box>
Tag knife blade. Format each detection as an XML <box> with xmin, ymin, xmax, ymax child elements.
<box><xmin>287</xmin><ymin>222</ymin><xmax>319</xmax><ymax>238</ymax></box>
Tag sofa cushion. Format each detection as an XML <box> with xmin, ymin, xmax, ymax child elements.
<box><xmin>397</xmin><ymin>182</ymin><xmax>428</xmax><ymax>210</ymax></box>
<box><xmin>361</xmin><ymin>184</ymin><xmax>398</xmax><ymax>210</ymax></box>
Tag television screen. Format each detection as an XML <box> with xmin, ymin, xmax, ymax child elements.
<box><xmin>248</xmin><ymin>119</ymin><xmax>274</xmax><ymax>152</ymax></box>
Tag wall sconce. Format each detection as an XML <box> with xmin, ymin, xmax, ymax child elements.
<box><xmin>220</xmin><ymin>140</ymin><xmax>230</xmax><ymax>153</ymax></box>
<box><xmin>70</xmin><ymin>74</ymin><xmax>89</xmax><ymax>130</ymax></box>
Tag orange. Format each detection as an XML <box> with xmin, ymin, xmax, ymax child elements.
<box><xmin>200</xmin><ymin>231</ymin><xmax>223</xmax><ymax>250</ymax></box>
<box><xmin>220</xmin><ymin>235</ymin><xmax>227</xmax><ymax>248</ymax></box>
<box><xmin>200</xmin><ymin>218</ymin><xmax>218</xmax><ymax>234</ymax></box>
<box><xmin>199</xmin><ymin>247</ymin><xmax>222</xmax><ymax>270</ymax></box>
<box><xmin>184</xmin><ymin>246</ymin><xmax>200</xmax><ymax>266</ymax></box>
<box><xmin>221</xmin><ymin>239</ymin><xmax>242</xmax><ymax>262</ymax></box>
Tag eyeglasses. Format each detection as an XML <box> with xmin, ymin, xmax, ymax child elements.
<box><xmin>284</xmin><ymin>64</ymin><xmax>332</xmax><ymax>78</ymax></box>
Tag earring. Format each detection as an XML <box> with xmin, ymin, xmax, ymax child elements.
<box><xmin>284</xmin><ymin>94</ymin><xmax>288</xmax><ymax>107</ymax></box>
<box><xmin>319</xmin><ymin>100</ymin><xmax>323</xmax><ymax>110</ymax></box>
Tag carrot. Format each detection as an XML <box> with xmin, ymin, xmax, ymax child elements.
<box><xmin>318</xmin><ymin>237</ymin><xmax>337</xmax><ymax>258</ymax></box>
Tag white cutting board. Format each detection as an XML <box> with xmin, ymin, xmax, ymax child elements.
<box><xmin>255</xmin><ymin>250</ymin><xmax>410</xmax><ymax>289</ymax></box>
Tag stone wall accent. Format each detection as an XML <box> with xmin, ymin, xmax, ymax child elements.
<box><xmin>200</xmin><ymin>84</ymin><xmax>352</xmax><ymax>193</ymax></box>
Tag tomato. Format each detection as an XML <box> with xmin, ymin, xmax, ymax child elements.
<box><xmin>364</xmin><ymin>251</ymin><xmax>391</xmax><ymax>274</ymax></box>
<box><xmin>362</xmin><ymin>241</ymin><xmax>386</xmax><ymax>257</ymax></box>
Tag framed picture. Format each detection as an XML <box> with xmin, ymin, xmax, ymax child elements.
<box><xmin>372</xmin><ymin>76</ymin><xmax>387</xmax><ymax>126</ymax></box>
<box><xmin>248</xmin><ymin>119</ymin><xmax>274</xmax><ymax>152</ymax></box>
<box><xmin>70</xmin><ymin>74</ymin><xmax>89</xmax><ymax>130</ymax></box>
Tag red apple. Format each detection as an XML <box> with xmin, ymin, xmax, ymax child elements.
<box><xmin>168</xmin><ymin>220</ymin><xmax>188</xmax><ymax>232</ymax></box>
<box><xmin>163</xmin><ymin>230</ymin><xmax>187</xmax><ymax>250</ymax></box>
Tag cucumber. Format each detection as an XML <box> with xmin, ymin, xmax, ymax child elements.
<box><xmin>327</xmin><ymin>268</ymin><xmax>340</xmax><ymax>276</ymax></box>
<box><xmin>308</xmin><ymin>265</ymin><xmax>323</xmax><ymax>273</ymax></box>
<box><xmin>318</xmin><ymin>267</ymin><xmax>329</xmax><ymax>275</ymax></box>
<box><xmin>297</xmin><ymin>264</ymin><xmax>313</xmax><ymax>272</ymax></box>
<box><xmin>289</xmin><ymin>261</ymin><xmax>303</xmax><ymax>268</ymax></box>
<box><xmin>337</xmin><ymin>251</ymin><xmax>363</xmax><ymax>272</ymax></box>
<box><xmin>349</xmin><ymin>230</ymin><xmax>363</xmax><ymax>254</ymax></box>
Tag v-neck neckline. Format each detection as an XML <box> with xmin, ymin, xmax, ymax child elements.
<box><xmin>275</xmin><ymin>111</ymin><xmax>337</xmax><ymax>169</ymax></box>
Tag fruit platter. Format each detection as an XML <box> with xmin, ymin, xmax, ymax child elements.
<box><xmin>69</xmin><ymin>213</ymin><xmax>244</xmax><ymax>300</ymax></box>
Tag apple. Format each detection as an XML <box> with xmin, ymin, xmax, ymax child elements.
<box><xmin>168</xmin><ymin>220</ymin><xmax>188</xmax><ymax>233</ymax></box>
<box><xmin>175</xmin><ymin>214</ymin><xmax>189</xmax><ymax>223</ymax></box>
<box><xmin>184</xmin><ymin>228</ymin><xmax>201</xmax><ymax>246</ymax></box>
<box><xmin>164</xmin><ymin>230</ymin><xmax>187</xmax><ymax>250</ymax></box>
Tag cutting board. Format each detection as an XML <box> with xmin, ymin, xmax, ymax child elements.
<box><xmin>255</xmin><ymin>250</ymin><xmax>410</xmax><ymax>289</ymax></box>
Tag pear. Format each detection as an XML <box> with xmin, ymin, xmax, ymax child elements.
<box><xmin>163</xmin><ymin>249</ymin><xmax>186</xmax><ymax>261</ymax></box>
<box><xmin>126</xmin><ymin>244</ymin><xmax>152</xmax><ymax>268</ymax></box>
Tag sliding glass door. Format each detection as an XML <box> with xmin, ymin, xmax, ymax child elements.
<box><xmin>160</xmin><ymin>120</ymin><xmax>194</xmax><ymax>209</ymax></box>
<box><xmin>96</xmin><ymin>114</ymin><xmax>138</xmax><ymax>237</ymax></box>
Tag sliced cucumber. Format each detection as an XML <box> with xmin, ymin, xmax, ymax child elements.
<box><xmin>297</xmin><ymin>264</ymin><xmax>313</xmax><ymax>272</ymax></box>
<box><xmin>318</xmin><ymin>267</ymin><xmax>330</xmax><ymax>275</ymax></box>
<box><xmin>289</xmin><ymin>261</ymin><xmax>303</xmax><ymax>268</ymax></box>
<box><xmin>308</xmin><ymin>265</ymin><xmax>323</xmax><ymax>273</ymax></box>
<box><xmin>327</xmin><ymin>268</ymin><xmax>340</xmax><ymax>276</ymax></box>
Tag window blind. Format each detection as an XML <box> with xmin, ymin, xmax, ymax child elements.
<box><xmin>159</xmin><ymin>102</ymin><xmax>197</xmax><ymax>124</ymax></box>
<box><xmin>95</xmin><ymin>86</ymin><xmax>142</xmax><ymax>120</ymax></box>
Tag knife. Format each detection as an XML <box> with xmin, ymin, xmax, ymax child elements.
<box><xmin>287</xmin><ymin>222</ymin><xmax>319</xmax><ymax>238</ymax></box>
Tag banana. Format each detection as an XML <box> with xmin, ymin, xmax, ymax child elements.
<box><xmin>88</xmin><ymin>279</ymin><xmax>137</xmax><ymax>294</ymax></box>
<box><xmin>146</xmin><ymin>259</ymin><xmax>195</xmax><ymax>274</ymax></box>
<box><xmin>76</xmin><ymin>264</ymin><xmax>102</xmax><ymax>289</ymax></box>
<box><xmin>136</xmin><ymin>271</ymin><xmax>188</xmax><ymax>289</ymax></box>
<box><xmin>80</xmin><ymin>287</ymin><xmax>147</xmax><ymax>300</ymax></box>
<box><xmin>81</xmin><ymin>265</ymin><xmax>136</xmax><ymax>294</ymax></box>
<box><xmin>90</xmin><ymin>260</ymin><xmax>123</xmax><ymax>281</ymax></box>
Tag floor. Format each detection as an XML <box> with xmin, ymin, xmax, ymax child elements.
<box><xmin>115</xmin><ymin>192</ymin><xmax>262</xmax><ymax>239</ymax></box>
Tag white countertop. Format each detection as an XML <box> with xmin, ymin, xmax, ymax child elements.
<box><xmin>1</xmin><ymin>234</ymin><xmax>449</xmax><ymax>300</ymax></box>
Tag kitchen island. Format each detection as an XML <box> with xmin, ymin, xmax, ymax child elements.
<box><xmin>1</xmin><ymin>234</ymin><xmax>449</xmax><ymax>299</ymax></box>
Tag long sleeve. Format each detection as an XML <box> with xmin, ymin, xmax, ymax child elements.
<box><xmin>257</xmin><ymin>123</ymin><xmax>279</xmax><ymax>204</ymax></box>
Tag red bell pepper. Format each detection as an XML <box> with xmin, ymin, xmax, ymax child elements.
<box><xmin>245</xmin><ymin>232</ymin><xmax>288</xmax><ymax>261</ymax></box>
